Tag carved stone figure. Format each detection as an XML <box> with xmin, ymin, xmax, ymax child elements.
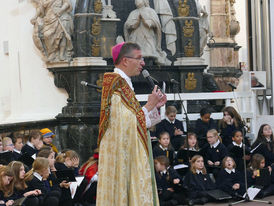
<box><xmin>196</xmin><ymin>0</ymin><xmax>209</xmax><ymax>56</ymax></box>
<box><xmin>153</xmin><ymin>0</ymin><xmax>177</xmax><ymax>56</ymax></box>
<box><xmin>124</xmin><ymin>0</ymin><xmax>170</xmax><ymax>65</ymax></box>
<box><xmin>31</xmin><ymin>0</ymin><xmax>74</xmax><ymax>62</ymax></box>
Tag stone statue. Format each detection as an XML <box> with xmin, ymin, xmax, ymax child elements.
<box><xmin>31</xmin><ymin>0</ymin><xmax>74</xmax><ymax>62</ymax></box>
<box><xmin>229</xmin><ymin>0</ymin><xmax>240</xmax><ymax>42</ymax></box>
<box><xmin>153</xmin><ymin>0</ymin><xmax>177</xmax><ymax>56</ymax></box>
<box><xmin>196</xmin><ymin>0</ymin><xmax>209</xmax><ymax>56</ymax></box>
<box><xmin>124</xmin><ymin>0</ymin><xmax>171</xmax><ymax>65</ymax></box>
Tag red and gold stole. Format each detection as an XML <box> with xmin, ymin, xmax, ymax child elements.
<box><xmin>98</xmin><ymin>72</ymin><xmax>149</xmax><ymax>155</ymax></box>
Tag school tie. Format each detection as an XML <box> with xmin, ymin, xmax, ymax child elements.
<box><xmin>43</xmin><ymin>180</ymin><xmax>51</xmax><ymax>193</ymax></box>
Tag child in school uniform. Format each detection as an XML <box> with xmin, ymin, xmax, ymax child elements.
<box><xmin>12</xmin><ymin>135</ymin><xmax>23</xmax><ymax>161</ymax></box>
<box><xmin>216</xmin><ymin>156</ymin><xmax>245</xmax><ymax>198</ymax></box>
<box><xmin>55</xmin><ymin>150</ymin><xmax>80</xmax><ymax>206</ymax></box>
<box><xmin>0</xmin><ymin>166</ymin><xmax>14</xmax><ymax>206</ymax></box>
<box><xmin>204</xmin><ymin>129</ymin><xmax>228</xmax><ymax>179</ymax></box>
<box><xmin>1</xmin><ymin>137</ymin><xmax>15</xmax><ymax>165</ymax></box>
<box><xmin>156</xmin><ymin>106</ymin><xmax>185</xmax><ymax>150</ymax></box>
<box><xmin>24</xmin><ymin>157</ymin><xmax>61</xmax><ymax>206</ymax></box>
<box><xmin>195</xmin><ymin>108</ymin><xmax>217</xmax><ymax>148</ymax></box>
<box><xmin>154</xmin><ymin>156</ymin><xmax>187</xmax><ymax>206</ymax></box>
<box><xmin>183</xmin><ymin>155</ymin><xmax>216</xmax><ymax>205</ymax></box>
<box><xmin>153</xmin><ymin>132</ymin><xmax>175</xmax><ymax>165</ymax></box>
<box><xmin>247</xmin><ymin>153</ymin><xmax>274</xmax><ymax>198</ymax></box>
<box><xmin>176</xmin><ymin>132</ymin><xmax>199</xmax><ymax>165</ymax></box>
<box><xmin>227</xmin><ymin>130</ymin><xmax>250</xmax><ymax>171</ymax></box>
<box><xmin>251</xmin><ymin>124</ymin><xmax>274</xmax><ymax>166</ymax></box>
<box><xmin>219</xmin><ymin>106</ymin><xmax>245</xmax><ymax>147</ymax></box>
<box><xmin>8</xmin><ymin>161</ymin><xmax>42</xmax><ymax>206</ymax></box>
<box><xmin>21</xmin><ymin>130</ymin><xmax>42</xmax><ymax>158</ymax></box>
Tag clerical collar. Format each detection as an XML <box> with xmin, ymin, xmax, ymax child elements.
<box><xmin>159</xmin><ymin>144</ymin><xmax>168</xmax><ymax>151</ymax></box>
<box><xmin>225</xmin><ymin>168</ymin><xmax>235</xmax><ymax>174</ymax></box>
<box><xmin>232</xmin><ymin>141</ymin><xmax>242</xmax><ymax>148</ymax></box>
<box><xmin>196</xmin><ymin>169</ymin><xmax>203</xmax><ymax>174</ymax></box>
<box><xmin>33</xmin><ymin>172</ymin><xmax>43</xmax><ymax>181</ymax></box>
<box><xmin>13</xmin><ymin>148</ymin><xmax>21</xmax><ymax>154</ymax></box>
<box><xmin>27</xmin><ymin>141</ymin><xmax>35</xmax><ymax>149</ymax></box>
<box><xmin>165</xmin><ymin>117</ymin><xmax>175</xmax><ymax>124</ymax></box>
<box><xmin>114</xmin><ymin>68</ymin><xmax>134</xmax><ymax>91</ymax></box>
<box><xmin>210</xmin><ymin>139</ymin><xmax>220</xmax><ymax>148</ymax></box>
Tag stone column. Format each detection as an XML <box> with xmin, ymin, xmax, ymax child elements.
<box><xmin>208</xmin><ymin>0</ymin><xmax>242</xmax><ymax>91</ymax></box>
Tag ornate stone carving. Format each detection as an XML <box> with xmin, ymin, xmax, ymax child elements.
<box><xmin>94</xmin><ymin>0</ymin><xmax>103</xmax><ymax>13</ymax></box>
<box><xmin>229</xmin><ymin>0</ymin><xmax>240</xmax><ymax>42</ymax></box>
<box><xmin>31</xmin><ymin>0</ymin><xmax>73</xmax><ymax>62</ymax></box>
<box><xmin>96</xmin><ymin>73</ymin><xmax>104</xmax><ymax>92</ymax></box>
<box><xmin>124</xmin><ymin>0</ymin><xmax>171</xmax><ymax>65</ymax></box>
<box><xmin>185</xmin><ymin>72</ymin><xmax>197</xmax><ymax>90</ymax></box>
<box><xmin>183</xmin><ymin>20</ymin><xmax>194</xmax><ymax>37</ymax></box>
<box><xmin>153</xmin><ymin>0</ymin><xmax>177</xmax><ymax>56</ymax></box>
<box><xmin>91</xmin><ymin>17</ymin><xmax>101</xmax><ymax>36</ymax></box>
<box><xmin>184</xmin><ymin>40</ymin><xmax>194</xmax><ymax>57</ymax></box>
<box><xmin>178</xmin><ymin>0</ymin><xmax>190</xmax><ymax>17</ymax></box>
<box><xmin>196</xmin><ymin>0</ymin><xmax>209</xmax><ymax>56</ymax></box>
<box><xmin>91</xmin><ymin>38</ymin><xmax>100</xmax><ymax>56</ymax></box>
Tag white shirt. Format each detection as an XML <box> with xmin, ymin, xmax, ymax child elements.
<box><xmin>225</xmin><ymin>168</ymin><xmax>235</xmax><ymax>174</ymax></box>
<box><xmin>159</xmin><ymin>144</ymin><xmax>168</xmax><ymax>151</ymax></box>
<box><xmin>165</xmin><ymin>117</ymin><xmax>175</xmax><ymax>124</ymax></box>
<box><xmin>196</xmin><ymin>169</ymin><xmax>203</xmax><ymax>174</ymax></box>
<box><xmin>13</xmin><ymin>148</ymin><xmax>21</xmax><ymax>154</ymax></box>
<box><xmin>114</xmin><ymin>68</ymin><xmax>161</xmax><ymax>128</ymax></box>
<box><xmin>210</xmin><ymin>139</ymin><xmax>220</xmax><ymax>148</ymax></box>
<box><xmin>26</xmin><ymin>141</ymin><xmax>35</xmax><ymax>149</ymax></box>
<box><xmin>33</xmin><ymin>172</ymin><xmax>43</xmax><ymax>181</ymax></box>
<box><xmin>232</xmin><ymin>141</ymin><xmax>242</xmax><ymax>148</ymax></box>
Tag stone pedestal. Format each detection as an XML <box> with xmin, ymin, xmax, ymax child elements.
<box><xmin>208</xmin><ymin>0</ymin><xmax>242</xmax><ymax>91</ymax></box>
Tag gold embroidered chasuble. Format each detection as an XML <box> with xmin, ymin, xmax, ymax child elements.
<box><xmin>97</xmin><ymin>72</ymin><xmax>159</xmax><ymax>206</ymax></box>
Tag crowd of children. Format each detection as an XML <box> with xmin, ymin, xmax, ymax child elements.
<box><xmin>1</xmin><ymin>105</ymin><xmax>274</xmax><ymax>206</ymax></box>
<box><xmin>152</xmin><ymin>105</ymin><xmax>274</xmax><ymax>205</ymax></box>
<box><xmin>0</xmin><ymin>128</ymin><xmax>98</xmax><ymax>206</ymax></box>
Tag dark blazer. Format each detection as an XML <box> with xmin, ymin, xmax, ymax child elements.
<box><xmin>204</xmin><ymin>142</ymin><xmax>228</xmax><ymax>164</ymax></box>
<box><xmin>216</xmin><ymin>169</ymin><xmax>245</xmax><ymax>195</ymax></box>
<box><xmin>183</xmin><ymin>171</ymin><xmax>216</xmax><ymax>199</ymax></box>
<box><xmin>153</xmin><ymin>144</ymin><xmax>175</xmax><ymax>165</ymax></box>
<box><xmin>195</xmin><ymin>118</ymin><xmax>217</xmax><ymax>147</ymax></box>
<box><xmin>21</xmin><ymin>144</ymin><xmax>38</xmax><ymax>157</ymax></box>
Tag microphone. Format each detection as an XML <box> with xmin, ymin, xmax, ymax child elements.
<box><xmin>81</xmin><ymin>81</ymin><xmax>102</xmax><ymax>89</ymax></box>
<box><xmin>142</xmin><ymin>69</ymin><xmax>164</xmax><ymax>94</ymax></box>
<box><xmin>228</xmin><ymin>82</ymin><xmax>237</xmax><ymax>90</ymax></box>
<box><xmin>170</xmin><ymin>79</ymin><xmax>179</xmax><ymax>84</ymax></box>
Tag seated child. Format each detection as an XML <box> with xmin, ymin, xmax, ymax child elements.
<box><xmin>227</xmin><ymin>130</ymin><xmax>250</xmax><ymax>171</ymax></box>
<box><xmin>216</xmin><ymin>156</ymin><xmax>245</xmax><ymax>198</ymax></box>
<box><xmin>204</xmin><ymin>129</ymin><xmax>228</xmax><ymax>179</ymax></box>
<box><xmin>195</xmin><ymin>108</ymin><xmax>217</xmax><ymax>148</ymax></box>
<box><xmin>247</xmin><ymin>153</ymin><xmax>274</xmax><ymax>198</ymax></box>
<box><xmin>0</xmin><ymin>166</ymin><xmax>14</xmax><ymax>206</ymax></box>
<box><xmin>9</xmin><ymin>161</ymin><xmax>42</xmax><ymax>206</ymax></box>
<box><xmin>176</xmin><ymin>132</ymin><xmax>200</xmax><ymax>165</ymax></box>
<box><xmin>25</xmin><ymin>157</ymin><xmax>61</xmax><ymax>206</ymax></box>
<box><xmin>12</xmin><ymin>135</ymin><xmax>24</xmax><ymax>160</ymax></box>
<box><xmin>21</xmin><ymin>130</ymin><xmax>42</xmax><ymax>157</ymax></box>
<box><xmin>156</xmin><ymin>106</ymin><xmax>185</xmax><ymax>150</ymax></box>
<box><xmin>153</xmin><ymin>132</ymin><xmax>175</xmax><ymax>165</ymax></box>
<box><xmin>55</xmin><ymin>150</ymin><xmax>80</xmax><ymax>206</ymax></box>
<box><xmin>183</xmin><ymin>155</ymin><xmax>216</xmax><ymax>205</ymax></box>
<box><xmin>154</xmin><ymin>156</ymin><xmax>187</xmax><ymax>206</ymax></box>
